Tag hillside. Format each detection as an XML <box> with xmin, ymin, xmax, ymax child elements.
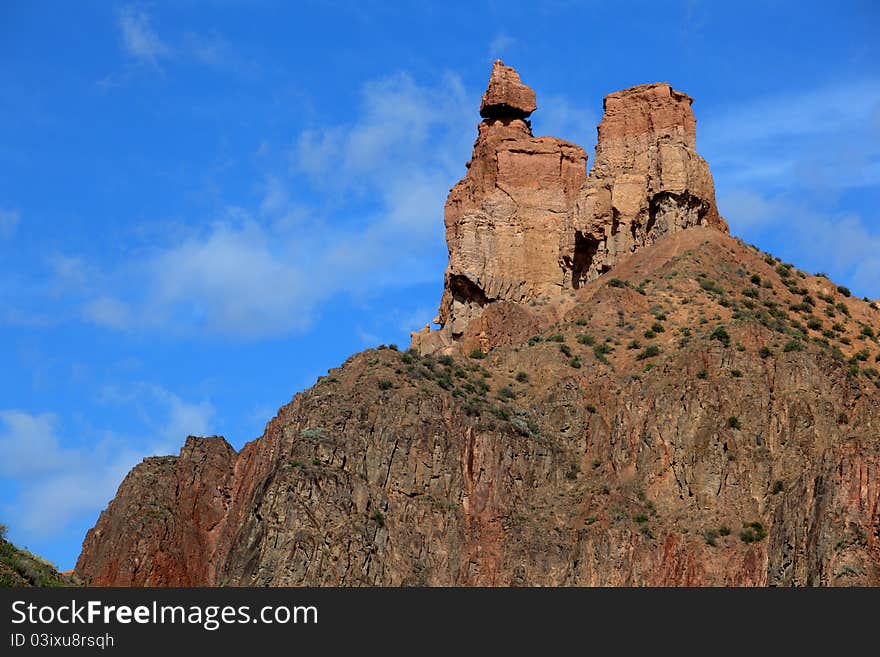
<box><xmin>73</xmin><ymin>62</ymin><xmax>880</xmax><ymax>587</ymax></box>
<box><xmin>1</xmin><ymin>537</ymin><xmax>68</xmax><ymax>587</ymax></box>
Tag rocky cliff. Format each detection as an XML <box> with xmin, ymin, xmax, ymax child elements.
<box><xmin>75</xmin><ymin>63</ymin><xmax>880</xmax><ymax>587</ymax></box>
<box><xmin>412</xmin><ymin>61</ymin><xmax>726</xmax><ymax>355</ymax></box>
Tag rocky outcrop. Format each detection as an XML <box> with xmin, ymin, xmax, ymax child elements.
<box><xmin>412</xmin><ymin>63</ymin><xmax>727</xmax><ymax>354</ymax></box>
<box><xmin>75</xmin><ymin>228</ymin><xmax>880</xmax><ymax>586</ymax></box>
<box><xmin>73</xmin><ymin>62</ymin><xmax>880</xmax><ymax>588</ymax></box>
<box><xmin>415</xmin><ymin>61</ymin><xmax>587</xmax><ymax>355</ymax></box>
<box><xmin>75</xmin><ymin>436</ymin><xmax>236</xmax><ymax>586</ymax></box>
<box><xmin>559</xmin><ymin>83</ymin><xmax>727</xmax><ymax>288</ymax></box>
<box><xmin>479</xmin><ymin>60</ymin><xmax>537</xmax><ymax>119</ymax></box>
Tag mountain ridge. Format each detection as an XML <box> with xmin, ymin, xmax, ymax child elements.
<box><xmin>72</xmin><ymin>63</ymin><xmax>880</xmax><ymax>587</ymax></box>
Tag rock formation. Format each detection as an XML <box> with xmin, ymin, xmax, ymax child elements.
<box><xmin>412</xmin><ymin>62</ymin><xmax>727</xmax><ymax>354</ymax></box>
<box><xmin>560</xmin><ymin>83</ymin><xmax>727</xmax><ymax>289</ymax></box>
<box><xmin>74</xmin><ymin>62</ymin><xmax>880</xmax><ymax>587</ymax></box>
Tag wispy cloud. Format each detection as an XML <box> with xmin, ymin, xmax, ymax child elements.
<box><xmin>702</xmin><ymin>78</ymin><xmax>880</xmax><ymax>192</ymax></box>
<box><xmin>488</xmin><ymin>32</ymin><xmax>517</xmax><ymax>60</ymax></box>
<box><xmin>71</xmin><ymin>72</ymin><xmax>474</xmax><ymax>338</ymax></box>
<box><xmin>702</xmin><ymin>78</ymin><xmax>880</xmax><ymax>299</ymax></box>
<box><xmin>720</xmin><ymin>189</ymin><xmax>880</xmax><ymax>298</ymax></box>
<box><xmin>0</xmin><ymin>208</ymin><xmax>20</xmax><ymax>239</ymax></box>
<box><xmin>0</xmin><ymin>385</ymin><xmax>214</xmax><ymax>545</ymax></box>
<box><xmin>118</xmin><ymin>5</ymin><xmax>171</xmax><ymax>64</ymax></box>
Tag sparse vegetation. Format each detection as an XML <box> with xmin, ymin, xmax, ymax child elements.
<box><xmin>469</xmin><ymin>348</ymin><xmax>486</xmax><ymax>359</ymax></box>
<box><xmin>577</xmin><ymin>333</ymin><xmax>596</xmax><ymax>346</ymax></box>
<box><xmin>727</xmin><ymin>416</ymin><xmax>741</xmax><ymax>430</ymax></box>
<box><xmin>710</xmin><ymin>326</ymin><xmax>731</xmax><ymax>346</ymax></box>
<box><xmin>783</xmin><ymin>340</ymin><xmax>802</xmax><ymax>353</ymax></box>
<box><xmin>637</xmin><ymin>345</ymin><xmax>660</xmax><ymax>360</ymax></box>
<box><xmin>378</xmin><ymin>379</ymin><xmax>393</xmax><ymax>390</ymax></box>
<box><xmin>515</xmin><ymin>371</ymin><xmax>529</xmax><ymax>383</ymax></box>
<box><xmin>739</xmin><ymin>521</ymin><xmax>767</xmax><ymax>543</ymax></box>
<box><xmin>371</xmin><ymin>510</ymin><xmax>386</xmax><ymax>527</ymax></box>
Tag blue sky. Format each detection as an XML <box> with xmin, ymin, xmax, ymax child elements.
<box><xmin>1</xmin><ymin>1</ymin><xmax>877</xmax><ymax>569</ymax></box>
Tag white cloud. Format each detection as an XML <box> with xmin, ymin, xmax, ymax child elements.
<box><xmin>72</xmin><ymin>72</ymin><xmax>474</xmax><ymax>338</ymax></box>
<box><xmin>0</xmin><ymin>386</ymin><xmax>215</xmax><ymax>542</ymax></box>
<box><xmin>0</xmin><ymin>411</ymin><xmax>67</xmax><ymax>478</ymax></box>
<box><xmin>0</xmin><ymin>208</ymin><xmax>20</xmax><ymax>239</ymax></box>
<box><xmin>702</xmin><ymin>78</ymin><xmax>880</xmax><ymax>191</ymax></box>
<box><xmin>488</xmin><ymin>32</ymin><xmax>517</xmax><ymax>60</ymax></box>
<box><xmin>719</xmin><ymin>189</ymin><xmax>880</xmax><ymax>299</ymax></box>
<box><xmin>118</xmin><ymin>5</ymin><xmax>170</xmax><ymax>64</ymax></box>
<box><xmin>82</xmin><ymin>296</ymin><xmax>131</xmax><ymax>329</ymax></box>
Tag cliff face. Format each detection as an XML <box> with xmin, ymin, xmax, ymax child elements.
<box><xmin>75</xmin><ymin>63</ymin><xmax>880</xmax><ymax>587</ymax></box>
<box><xmin>412</xmin><ymin>62</ymin><xmax>726</xmax><ymax>355</ymax></box>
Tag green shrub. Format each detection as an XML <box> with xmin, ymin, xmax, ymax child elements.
<box><xmin>608</xmin><ymin>278</ymin><xmax>627</xmax><ymax>288</ymax></box>
<box><xmin>759</xmin><ymin>346</ymin><xmax>772</xmax><ymax>358</ymax></box>
<box><xmin>718</xmin><ymin>525</ymin><xmax>731</xmax><ymax>536</ymax></box>
<box><xmin>731</xmin><ymin>369</ymin><xmax>743</xmax><ymax>377</ymax></box>
<box><xmin>643</xmin><ymin>329</ymin><xmax>656</xmax><ymax>339</ymax></box>
<box><xmin>586</xmin><ymin>404</ymin><xmax>597</xmax><ymax>414</ymax></box>
<box><xmin>627</xmin><ymin>340</ymin><xmax>641</xmax><ymax>350</ymax></box>
<box><xmin>577</xmin><ymin>333</ymin><xmax>595</xmax><ymax>346</ymax></box>
<box><xmin>371</xmin><ymin>510</ymin><xmax>386</xmax><ymax>527</ymax></box>
<box><xmin>772</xmin><ymin>480</ymin><xmax>784</xmax><ymax>494</ymax></box>
<box><xmin>651</xmin><ymin>322</ymin><xmax>665</xmax><ymax>334</ymax></box>
<box><xmin>438</xmin><ymin>355</ymin><xmax>454</xmax><ymax>366</ymax></box>
<box><xmin>637</xmin><ymin>345</ymin><xmax>660</xmax><ymax>360</ymax></box>
<box><xmin>710</xmin><ymin>326</ymin><xmax>731</xmax><ymax>346</ymax></box>
<box><xmin>469</xmin><ymin>349</ymin><xmax>486</xmax><ymax>359</ymax></box>
<box><xmin>837</xmin><ymin>285</ymin><xmax>851</xmax><ymax>297</ymax></box>
<box><xmin>559</xmin><ymin>344</ymin><xmax>572</xmax><ymax>357</ymax></box>
<box><xmin>750</xmin><ymin>274</ymin><xmax>761</xmax><ymax>285</ymax></box>
<box><xmin>498</xmin><ymin>386</ymin><xmax>516</xmax><ymax>400</ymax></box>
<box><xmin>783</xmin><ymin>340</ymin><xmax>802</xmax><ymax>352</ymax></box>
<box><xmin>697</xmin><ymin>369</ymin><xmax>708</xmax><ymax>379</ymax></box>
<box><xmin>378</xmin><ymin>379</ymin><xmax>393</xmax><ymax>390</ymax></box>
<box><xmin>547</xmin><ymin>333</ymin><xmax>565</xmax><ymax>342</ymax></box>
<box><xmin>0</xmin><ymin>523</ymin><xmax>7</xmax><ymax>541</ymax></box>
<box><xmin>727</xmin><ymin>416</ymin><xmax>741</xmax><ymax>429</ymax></box>
<box><xmin>633</xmin><ymin>514</ymin><xmax>649</xmax><ymax>524</ymax></box>
<box><xmin>739</xmin><ymin>521</ymin><xmax>767</xmax><ymax>543</ymax></box>
<box><xmin>569</xmin><ymin>357</ymin><xmax>582</xmax><ymax>369</ymax></box>
<box><xmin>575</xmin><ymin>318</ymin><xmax>588</xmax><ymax>326</ymax></box>
<box><xmin>515</xmin><ymin>371</ymin><xmax>529</xmax><ymax>383</ymax></box>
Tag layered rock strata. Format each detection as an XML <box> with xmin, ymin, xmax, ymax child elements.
<box><xmin>413</xmin><ymin>62</ymin><xmax>727</xmax><ymax>354</ymax></box>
